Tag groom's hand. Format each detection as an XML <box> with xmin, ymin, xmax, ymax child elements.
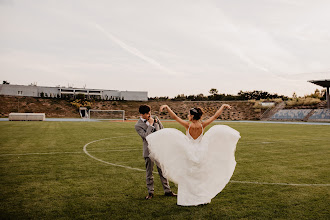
<box><xmin>148</xmin><ymin>117</ymin><xmax>154</xmax><ymax>125</ymax></box>
<box><xmin>154</xmin><ymin>116</ymin><xmax>158</xmax><ymax>123</ymax></box>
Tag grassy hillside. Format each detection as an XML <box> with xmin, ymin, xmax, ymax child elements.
<box><xmin>0</xmin><ymin>96</ymin><xmax>264</xmax><ymax>120</ymax></box>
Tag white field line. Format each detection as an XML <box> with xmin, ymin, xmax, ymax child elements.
<box><xmin>0</xmin><ymin>149</ymin><xmax>139</xmax><ymax>157</ymax></box>
<box><xmin>1</xmin><ymin>136</ymin><xmax>328</xmax><ymax>187</ymax></box>
<box><xmin>242</xmin><ymin>138</ymin><xmax>327</xmax><ymax>145</ymax></box>
<box><xmin>83</xmin><ymin>137</ymin><xmax>330</xmax><ymax>187</ymax></box>
<box><xmin>230</xmin><ymin>180</ymin><xmax>330</xmax><ymax>187</ymax></box>
<box><xmin>83</xmin><ymin>136</ymin><xmax>146</xmax><ymax>172</ymax></box>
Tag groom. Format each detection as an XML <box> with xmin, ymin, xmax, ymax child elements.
<box><xmin>135</xmin><ymin>104</ymin><xmax>176</xmax><ymax>200</ymax></box>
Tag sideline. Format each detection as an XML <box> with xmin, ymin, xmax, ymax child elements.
<box><xmin>0</xmin><ymin>118</ymin><xmax>329</xmax><ymax>125</ymax></box>
<box><xmin>83</xmin><ymin>137</ymin><xmax>330</xmax><ymax>187</ymax></box>
<box><xmin>127</xmin><ymin>119</ymin><xmax>330</xmax><ymax>125</ymax></box>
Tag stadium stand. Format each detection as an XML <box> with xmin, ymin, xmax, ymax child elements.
<box><xmin>271</xmin><ymin>109</ymin><xmax>312</xmax><ymax>120</ymax></box>
<box><xmin>308</xmin><ymin>109</ymin><xmax>330</xmax><ymax>121</ymax></box>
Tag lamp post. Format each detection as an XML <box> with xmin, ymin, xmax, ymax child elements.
<box><xmin>17</xmin><ymin>93</ymin><xmax>22</xmax><ymax>112</ymax></box>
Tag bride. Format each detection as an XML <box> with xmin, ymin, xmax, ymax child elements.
<box><xmin>146</xmin><ymin>104</ymin><xmax>240</xmax><ymax>206</ymax></box>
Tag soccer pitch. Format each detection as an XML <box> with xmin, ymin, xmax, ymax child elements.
<box><xmin>0</xmin><ymin>121</ymin><xmax>329</xmax><ymax>219</ymax></box>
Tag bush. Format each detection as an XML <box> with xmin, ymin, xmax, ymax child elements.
<box><xmin>70</xmin><ymin>99</ymin><xmax>92</xmax><ymax>110</ymax></box>
<box><xmin>286</xmin><ymin>98</ymin><xmax>321</xmax><ymax>107</ymax></box>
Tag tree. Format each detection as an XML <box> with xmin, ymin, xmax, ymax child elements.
<box><xmin>173</xmin><ymin>94</ymin><xmax>186</xmax><ymax>101</ymax></box>
<box><xmin>237</xmin><ymin>90</ymin><xmax>284</xmax><ymax>100</ymax></box>
<box><xmin>209</xmin><ymin>88</ymin><xmax>218</xmax><ymax>95</ymax></box>
<box><xmin>312</xmin><ymin>89</ymin><xmax>321</xmax><ymax>98</ymax></box>
<box><xmin>196</xmin><ymin>93</ymin><xmax>206</xmax><ymax>101</ymax></box>
<box><xmin>292</xmin><ymin>92</ymin><xmax>297</xmax><ymax>99</ymax></box>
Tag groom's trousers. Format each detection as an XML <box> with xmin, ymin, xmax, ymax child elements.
<box><xmin>145</xmin><ymin>157</ymin><xmax>171</xmax><ymax>194</ymax></box>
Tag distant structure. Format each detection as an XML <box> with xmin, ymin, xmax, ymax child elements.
<box><xmin>308</xmin><ymin>79</ymin><xmax>330</xmax><ymax>109</ymax></box>
<box><xmin>0</xmin><ymin>84</ymin><xmax>148</xmax><ymax>101</ymax></box>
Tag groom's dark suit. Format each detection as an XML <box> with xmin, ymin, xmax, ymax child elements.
<box><xmin>135</xmin><ymin>117</ymin><xmax>171</xmax><ymax>195</ymax></box>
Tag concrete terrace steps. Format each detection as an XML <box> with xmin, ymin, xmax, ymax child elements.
<box><xmin>303</xmin><ymin>109</ymin><xmax>316</xmax><ymax>121</ymax></box>
<box><xmin>260</xmin><ymin>101</ymin><xmax>286</xmax><ymax>120</ymax></box>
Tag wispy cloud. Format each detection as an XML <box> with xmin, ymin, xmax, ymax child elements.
<box><xmin>89</xmin><ymin>22</ymin><xmax>181</xmax><ymax>76</ymax></box>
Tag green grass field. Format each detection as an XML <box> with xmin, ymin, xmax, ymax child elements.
<box><xmin>0</xmin><ymin>121</ymin><xmax>329</xmax><ymax>219</ymax></box>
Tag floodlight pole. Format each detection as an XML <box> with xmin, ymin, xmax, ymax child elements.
<box><xmin>327</xmin><ymin>86</ymin><xmax>330</xmax><ymax>109</ymax></box>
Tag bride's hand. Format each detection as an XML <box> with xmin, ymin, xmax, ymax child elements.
<box><xmin>160</xmin><ymin>105</ymin><xmax>168</xmax><ymax>112</ymax></box>
<box><xmin>222</xmin><ymin>104</ymin><xmax>231</xmax><ymax>110</ymax></box>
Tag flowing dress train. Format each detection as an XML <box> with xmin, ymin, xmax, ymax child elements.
<box><xmin>146</xmin><ymin>124</ymin><xmax>240</xmax><ymax>206</ymax></box>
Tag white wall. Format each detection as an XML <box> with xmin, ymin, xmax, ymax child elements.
<box><xmin>120</xmin><ymin>91</ymin><xmax>148</xmax><ymax>101</ymax></box>
<box><xmin>0</xmin><ymin>84</ymin><xmax>38</xmax><ymax>97</ymax></box>
<box><xmin>38</xmin><ymin>87</ymin><xmax>59</xmax><ymax>98</ymax></box>
<box><xmin>0</xmin><ymin>84</ymin><xmax>148</xmax><ymax>101</ymax></box>
<box><xmin>102</xmin><ymin>90</ymin><xmax>121</xmax><ymax>100</ymax></box>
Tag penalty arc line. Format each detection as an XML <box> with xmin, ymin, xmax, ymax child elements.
<box><xmin>83</xmin><ymin>136</ymin><xmax>146</xmax><ymax>172</ymax></box>
<box><xmin>83</xmin><ymin>137</ymin><xmax>330</xmax><ymax>187</ymax></box>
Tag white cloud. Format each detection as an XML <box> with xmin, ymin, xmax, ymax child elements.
<box><xmin>0</xmin><ymin>0</ymin><xmax>329</xmax><ymax>97</ymax></box>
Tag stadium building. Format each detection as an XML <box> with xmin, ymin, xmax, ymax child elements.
<box><xmin>0</xmin><ymin>84</ymin><xmax>148</xmax><ymax>101</ymax></box>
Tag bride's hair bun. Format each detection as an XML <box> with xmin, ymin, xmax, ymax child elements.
<box><xmin>190</xmin><ymin>107</ymin><xmax>203</xmax><ymax>120</ymax></box>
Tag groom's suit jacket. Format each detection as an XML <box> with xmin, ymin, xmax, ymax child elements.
<box><xmin>135</xmin><ymin>116</ymin><xmax>163</xmax><ymax>157</ymax></box>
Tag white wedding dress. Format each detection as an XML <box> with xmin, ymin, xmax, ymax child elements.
<box><xmin>146</xmin><ymin>124</ymin><xmax>240</xmax><ymax>206</ymax></box>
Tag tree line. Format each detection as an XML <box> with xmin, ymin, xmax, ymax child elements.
<box><xmin>149</xmin><ymin>89</ymin><xmax>290</xmax><ymax>101</ymax></box>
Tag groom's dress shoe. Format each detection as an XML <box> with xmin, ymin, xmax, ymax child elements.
<box><xmin>145</xmin><ymin>193</ymin><xmax>154</xmax><ymax>200</ymax></box>
<box><xmin>164</xmin><ymin>191</ymin><xmax>177</xmax><ymax>197</ymax></box>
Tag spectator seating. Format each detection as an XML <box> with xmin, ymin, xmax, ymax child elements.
<box><xmin>308</xmin><ymin>109</ymin><xmax>330</xmax><ymax>121</ymax></box>
<box><xmin>271</xmin><ymin>109</ymin><xmax>311</xmax><ymax>120</ymax></box>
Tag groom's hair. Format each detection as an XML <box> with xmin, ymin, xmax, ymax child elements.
<box><xmin>139</xmin><ymin>105</ymin><xmax>151</xmax><ymax>114</ymax></box>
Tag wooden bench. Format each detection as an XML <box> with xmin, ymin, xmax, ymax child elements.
<box><xmin>9</xmin><ymin>113</ymin><xmax>46</xmax><ymax>121</ymax></box>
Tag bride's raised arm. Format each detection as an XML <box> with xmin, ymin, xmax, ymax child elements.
<box><xmin>160</xmin><ymin>105</ymin><xmax>189</xmax><ymax>129</ymax></box>
<box><xmin>202</xmin><ymin>104</ymin><xmax>231</xmax><ymax>128</ymax></box>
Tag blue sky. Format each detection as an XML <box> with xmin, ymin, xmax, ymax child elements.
<box><xmin>1</xmin><ymin>0</ymin><xmax>329</xmax><ymax>97</ymax></box>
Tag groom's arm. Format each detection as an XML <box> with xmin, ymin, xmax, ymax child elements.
<box><xmin>157</xmin><ymin>117</ymin><xmax>164</xmax><ymax>130</ymax></box>
<box><xmin>153</xmin><ymin>116</ymin><xmax>163</xmax><ymax>131</ymax></box>
<box><xmin>135</xmin><ymin>124</ymin><xmax>154</xmax><ymax>139</ymax></box>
